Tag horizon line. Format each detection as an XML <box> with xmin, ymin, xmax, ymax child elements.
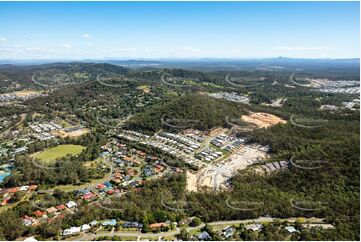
<box><xmin>0</xmin><ymin>56</ymin><xmax>359</xmax><ymax>62</ymax></box>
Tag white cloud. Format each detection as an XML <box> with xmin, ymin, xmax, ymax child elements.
<box><xmin>176</xmin><ymin>46</ymin><xmax>201</xmax><ymax>52</ymax></box>
<box><xmin>82</xmin><ymin>34</ymin><xmax>91</xmax><ymax>38</ymax></box>
<box><xmin>0</xmin><ymin>37</ymin><xmax>7</xmax><ymax>44</ymax></box>
<box><xmin>86</xmin><ymin>42</ymin><xmax>94</xmax><ymax>47</ymax></box>
<box><xmin>118</xmin><ymin>48</ymin><xmax>138</xmax><ymax>52</ymax></box>
<box><xmin>273</xmin><ymin>46</ymin><xmax>330</xmax><ymax>51</ymax></box>
<box><xmin>26</xmin><ymin>47</ymin><xmax>41</xmax><ymax>51</ymax></box>
<box><xmin>297</xmin><ymin>46</ymin><xmax>330</xmax><ymax>51</ymax></box>
<box><xmin>60</xmin><ymin>44</ymin><xmax>72</xmax><ymax>49</ymax></box>
<box><xmin>273</xmin><ymin>46</ymin><xmax>294</xmax><ymax>51</ymax></box>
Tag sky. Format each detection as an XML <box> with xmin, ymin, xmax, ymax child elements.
<box><xmin>0</xmin><ymin>1</ymin><xmax>359</xmax><ymax>60</ymax></box>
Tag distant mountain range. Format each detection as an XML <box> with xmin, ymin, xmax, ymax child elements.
<box><xmin>0</xmin><ymin>57</ymin><xmax>359</xmax><ymax>71</ymax></box>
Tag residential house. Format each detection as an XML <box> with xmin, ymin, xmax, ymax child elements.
<box><xmin>75</xmin><ymin>189</ymin><xmax>91</xmax><ymax>196</ymax></box>
<box><xmin>28</xmin><ymin>185</ymin><xmax>38</xmax><ymax>191</ymax></box>
<box><xmin>20</xmin><ymin>185</ymin><xmax>29</xmax><ymax>191</ymax></box>
<box><xmin>154</xmin><ymin>164</ymin><xmax>165</xmax><ymax>173</ymax></box>
<box><xmin>9</xmin><ymin>187</ymin><xmax>19</xmax><ymax>193</ymax></box>
<box><xmin>56</xmin><ymin>204</ymin><xmax>66</xmax><ymax>211</ymax></box>
<box><xmin>81</xmin><ymin>224</ymin><xmax>91</xmax><ymax>231</ymax></box>
<box><xmin>106</xmin><ymin>189</ymin><xmax>115</xmax><ymax>195</ymax></box>
<box><xmin>97</xmin><ymin>183</ymin><xmax>106</xmax><ymax>190</ymax></box>
<box><xmin>285</xmin><ymin>226</ymin><xmax>298</xmax><ymax>233</ymax></box>
<box><xmin>101</xmin><ymin>219</ymin><xmax>117</xmax><ymax>226</ymax></box>
<box><xmin>12</xmin><ymin>146</ymin><xmax>28</xmax><ymax>155</ymax></box>
<box><xmin>45</xmin><ymin>207</ymin><xmax>58</xmax><ymax>214</ymax></box>
<box><xmin>33</xmin><ymin>210</ymin><xmax>46</xmax><ymax>217</ymax></box>
<box><xmin>222</xmin><ymin>226</ymin><xmax>235</xmax><ymax>238</ymax></box>
<box><xmin>100</xmin><ymin>151</ymin><xmax>110</xmax><ymax>158</ymax></box>
<box><xmin>198</xmin><ymin>231</ymin><xmax>212</xmax><ymax>241</ymax></box>
<box><xmin>82</xmin><ymin>192</ymin><xmax>96</xmax><ymax>201</ymax></box>
<box><xmin>149</xmin><ymin>222</ymin><xmax>167</xmax><ymax>229</ymax></box>
<box><xmin>142</xmin><ymin>166</ymin><xmax>154</xmax><ymax>177</ymax></box>
<box><xmin>62</xmin><ymin>227</ymin><xmax>81</xmax><ymax>236</ymax></box>
<box><xmin>22</xmin><ymin>215</ymin><xmax>35</xmax><ymax>227</ymax></box>
<box><xmin>23</xmin><ymin>237</ymin><xmax>37</xmax><ymax>242</ymax></box>
<box><xmin>123</xmin><ymin>221</ymin><xmax>143</xmax><ymax>228</ymax></box>
<box><xmin>66</xmin><ymin>201</ymin><xmax>77</xmax><ymax>208</ymax></box>
<box><xmin>245</xmin><ymin>223</ymin><xmax>263</xmax><ymax>231</ymax></box>
<box><xmin>1</xmin><ymin>197</ymin><xmax>10</xmax><ymax>206</ymax></box>
<box><xmin>90</xmin><ymin>220</ymin><xmax>98</xmax><ymax>226</ymax></box>
<box><xmin>126</xmin><ymin>168</ymin><xmax>136</xmax><ymax>177</ymax></box>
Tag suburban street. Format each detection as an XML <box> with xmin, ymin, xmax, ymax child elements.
<box><xmin>72</xmin><ymin>217</ymin><xmax>326</xmax><ymax>241</ymax></box>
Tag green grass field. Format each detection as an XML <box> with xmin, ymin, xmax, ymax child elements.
<box><xmin>34</xmin><ymin>144</ymin><xmax>86</xmax><ymax>163</ymax></box>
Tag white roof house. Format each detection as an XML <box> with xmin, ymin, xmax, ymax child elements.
<box><xmin>24</xmin><ymin>236</ymin><xmax>38</xmax><ymax>242</ymax></box>
<box><xmin>62</xmin><ymin>227</ymin><xmax>81</xmax><ymax>236</ymax></box>
<box><xmin>23</xmin><ymin>236</ymin><xmax>38</xmax><ymax>242</ymax></box>
<box><xmin>66</xmin><ymin>201</ymin><xmax>77</xmax><ymax>208</ymax></box>
<box><xmin>20</xmin><ymin>186</ymin><xmax>29</xmax><ymax>191</ymax></box>
<box><xmin>245</xmin><ymin>223</ymin><xmax>263</xmax><ymax>231</ymax></box>
<box><xmin>81</xmin><ymin>224</ymin><xmax>91</xmax><ymax>231</ymax></box>
<box><xmin>285</xmin><ymin>226</ymin><xmax>298</xmax><ymax>233</ymax></box>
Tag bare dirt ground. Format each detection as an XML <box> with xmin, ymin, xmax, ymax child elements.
<box><xmin>14</xmin><ymin>90</ymin><xmax>42</xmax><ymax>96</ymax></box>
<box><xmin>52</xmin><ymin>128</ymin><xmax>89</xmax><ymax>138</ymax></box>
<box><xmin>241</xmin><ymin>112</ymin><xmax>286</xmax><ymax>128</ymax></box>
<box><xmin>186</xmin><ymin>171</ymin><xmax>198</xmax><ymax>192</ymax></box>
<box><xmin>186</xmin><ymin>144</ymin><xmax>268</xmax><ymax>192</ymax></box>
<box><xmin>137</xmin><ymin>85</ymin><xmax>151</xmax><ymax>93</ymax></box>
<box><xmin>66</xmin><ymin>128</ymin><xmax>89</xmax><ymax>137</ymax></box>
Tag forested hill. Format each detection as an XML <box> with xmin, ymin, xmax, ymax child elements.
<box><xmin>0</xmin><ymin>62</ymin><xmax>130</xmax><ymax>85</ymax></box>
<box><xmin>125</xmin><ymin>94</ymin><xmax>245</xmax><ymax>133</ymax></box>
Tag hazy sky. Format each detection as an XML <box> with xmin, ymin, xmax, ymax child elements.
<box><xmin>0</xmin><ymin>1</ymin><xmax>359</xmax><ymax>59</ymax></box>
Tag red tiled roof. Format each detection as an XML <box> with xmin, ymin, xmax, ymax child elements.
<box><xmin>33</xmin><ymin>210</ymin><xmax>46</xmax><ymax>217</ymax></box>
<box><xmin>82</xmin><ymin>193</ymin><xmax>95</xmax><ymax>200</ymax></box>
<box><xmin>9</xmin><ymin>187</ymin><xmax>19</xmax><ymax>193</ymax></box>
<box><xmin>149</xmin><ymin>223</ymin><xmax>167</xmax><ymax>229</ymax></box>
<box><xmin>56</xmin><ymin>204</ymin><xmax>66</xmax><ymax>210</ymax></box>
<box><xmin>107</xmin><ymin>189</ymin><xmax>115</xmax><ymax>195</ymax></box>
<box><xmin>155</xmin><ymin>164</ymin><xmax>164</xmax><ymax>170</ymax></box>
<box><xmin>97</xmin><ymin>184</ymin><xmax>106</xmax><ymax>189</ymax></box>
<box><xmin>22</xmin><ymin>215</ymin><xmax>34</xmax><ymax>221</ymax></box>
<box><xmin>1</xmin><ymin>198</ymin><xmax>10</xmax><ymax>206</ymax></box>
